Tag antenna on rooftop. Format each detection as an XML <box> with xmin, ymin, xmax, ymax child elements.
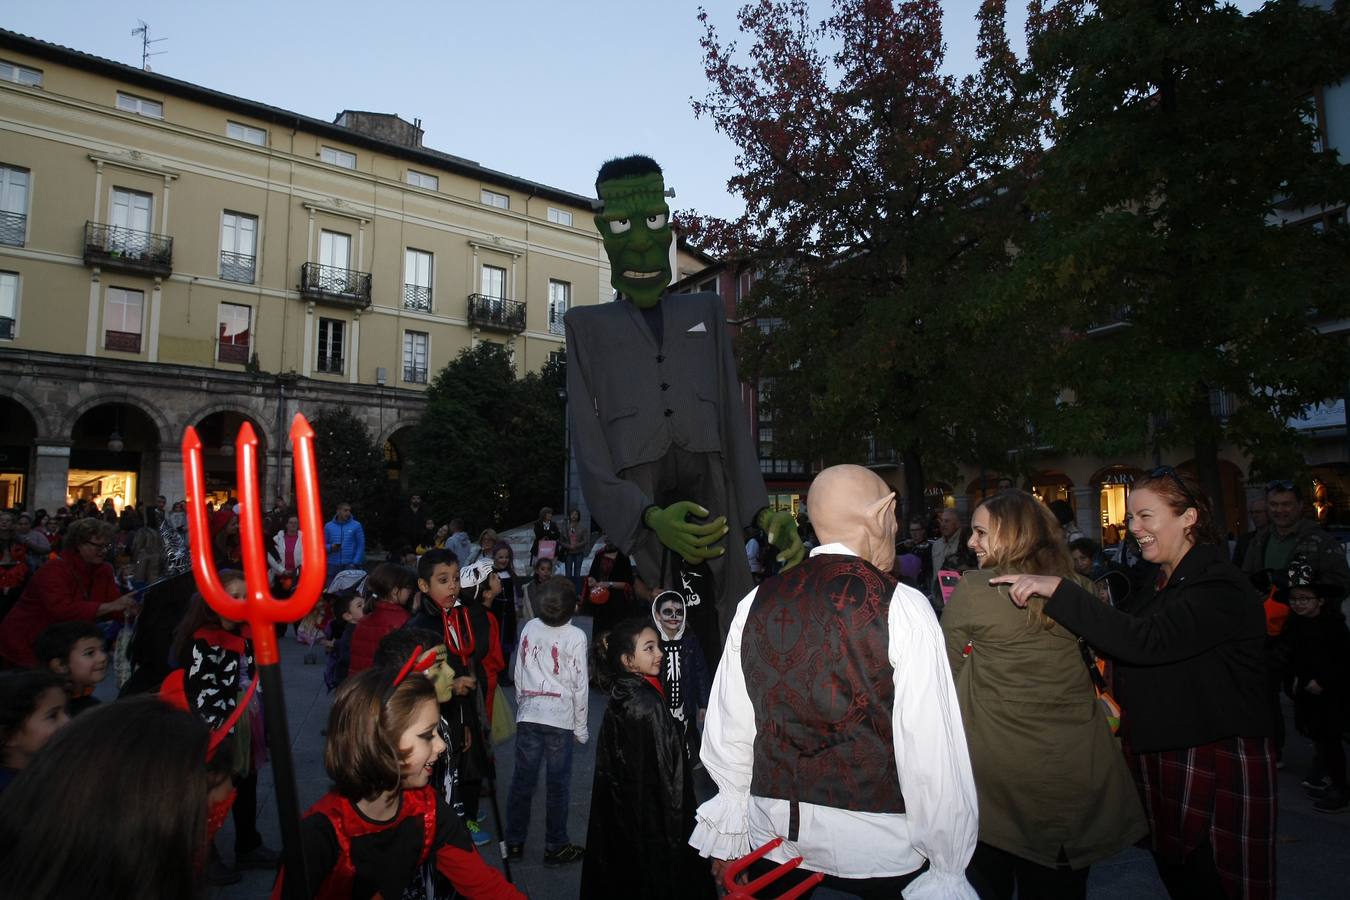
<box><xmin>130</xmin><ymin>20</ymin><xmax>167</xmax><ymax>71</ymax></box>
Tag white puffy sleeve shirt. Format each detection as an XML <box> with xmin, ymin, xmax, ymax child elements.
<box><xmin>689</xmin><ymin>543</ymin><xmax>979</xmax><ymax>899</ymax></box>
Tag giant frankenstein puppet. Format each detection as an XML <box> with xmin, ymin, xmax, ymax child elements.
<box><xmin>565</xmin><ymin>155</ymin><xmax>803</xmax><ymax>659</ymax></box>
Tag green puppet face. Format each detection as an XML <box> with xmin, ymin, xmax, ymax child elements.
<box><xmin>595</xmin><ymin>172</ymin><xmax>673</xmax><ymax>308</ymax></box>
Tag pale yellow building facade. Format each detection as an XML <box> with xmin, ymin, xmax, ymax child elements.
<box><xmin>0</xmin><ymin>29</ymin><xmax>610</xmax><ymax>514</ymax></box>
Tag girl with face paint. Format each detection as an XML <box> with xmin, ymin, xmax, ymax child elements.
<box><xmin>649</xmin><ymin>590</ymin><xmax>712</xmax><ymax>761</ymax></box>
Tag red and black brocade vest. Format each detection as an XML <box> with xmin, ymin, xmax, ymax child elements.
<box><xmin>306</xmin><ymin>787</ymin><xmax>436</xmax><ymax>900</ymax></box>
<box><xmin>741</xmin><ymin>553</ymin><xmax>906</xmax><ymax>814</ymax></box>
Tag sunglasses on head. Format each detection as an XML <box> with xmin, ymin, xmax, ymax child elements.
<box><xmin>1146</xmin><ymin>466</ymin><xmax>1199</xmax><ymax>510</ymax></box>
<box><xmin>1266</xmin><ymin>480</ymin><xmax>1296</xmax><ymax>492</ymax></box>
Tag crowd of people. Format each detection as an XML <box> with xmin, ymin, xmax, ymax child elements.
<box><xmin>0</xmin><ymin>465</ymin><xmax>1346</xmax><ymax>899</ymax></box>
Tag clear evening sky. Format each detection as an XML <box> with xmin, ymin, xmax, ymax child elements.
<box><xmin>5</xmin><ymin>1</ymin><xmax>1262</xmax><ymax>221</ymax></box>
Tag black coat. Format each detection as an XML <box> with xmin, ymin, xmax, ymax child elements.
<box><xmin>1284</xmin><ymin>607</ymin><xmax>1350</xmax><ymax>740</ymax></box>
<box><xmin>396</xmin><ymin>502</ymin><xmax>425</xmax><ymax>548</ymax></box>
<box><xmin>1045</xmin><ymin>542</ymin><xmax>1270</xmax><ymax>754</ymax></box>
<box><xmin>579</xmin><ymin>674</ymin><xmax>716</xmax><ymax>900</ymax></box>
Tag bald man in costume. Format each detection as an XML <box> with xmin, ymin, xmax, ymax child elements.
<box><xmin>691</xmin><ymin>465</ymin><xmax>979</xmax><ymax>899</ymax></box>
<box><xmin>565</xmin><ymin>154</ymin><xmax>803</xmax><ymax>661</ymax></box>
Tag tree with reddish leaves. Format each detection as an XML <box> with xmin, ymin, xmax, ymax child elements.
<box><xmin>685</xmin><ymin>0</ymin><xmax>1074</xmax><ymax>510</ymax></box>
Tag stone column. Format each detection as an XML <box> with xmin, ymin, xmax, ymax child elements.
<box><xmin>33</xmin><ymin>442</ymin><xmax>71</xmax><ymax>513</ymax></box>
<box><xmin>266</xmin><ymin>453</ymin><xmax>289</xmax><ymax>508</ymax></box>
<box><xmin>1074</xmin><ymin>486</ymin><xmax>1099</xmax><ymax>543</ymax></box>
<box><xmin>157</xmin><ymin>448</ymin><xmax>185</xmax><ymax>506</ymax></box>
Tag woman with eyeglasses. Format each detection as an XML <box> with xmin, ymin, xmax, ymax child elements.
<box><xmin>0</xmin><ymin>518</ymin><xmax>137</xmax><ymax>668</ymax></box>
<box><xmin>992</xmin><ymin>469</ymin><xmax>1273</xmax><ymax>900</ymax></box>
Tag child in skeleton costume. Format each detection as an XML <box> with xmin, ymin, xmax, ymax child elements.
<box><xmin>650</xmin><ymin>590</ymin><xmax>711</xmax><ymax>761</ymax></box>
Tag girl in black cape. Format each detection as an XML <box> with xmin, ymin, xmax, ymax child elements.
<box><xmin>580</xmin><ymin>617</ymin><xmax>717</xmax><ymax>899</ymax></box>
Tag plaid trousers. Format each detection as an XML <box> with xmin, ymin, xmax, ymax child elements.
<box><xmin>1132</xmin><ymin>737</ymin><xmax>1276</xmax><ymax>900</ymax></box>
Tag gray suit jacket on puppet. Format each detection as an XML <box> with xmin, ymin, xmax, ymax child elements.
<box><xmin>564</xmin><ymin>291</ymin><xmax>768</xmax><ymax>560</ymax></box>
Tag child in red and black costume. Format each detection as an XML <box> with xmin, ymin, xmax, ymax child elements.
<box><xmin>171</xmin><ymin>571</ymin><xmax>279</xmax><ymax>882</ymax></box>
<box><xmin>273</xmin><ymin>664</ymin><xmax>522</xmax><ymax>899</ymax></box>
<box><xmin>407</xmin><ymin>551</ymin><xmax>504</xmax><ymax>846</ymax></box>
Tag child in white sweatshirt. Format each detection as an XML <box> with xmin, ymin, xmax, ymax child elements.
<box><xmin>503</xmin><ymin>576</ymin><xmax>589</xmax><ymax>867</ymax></box>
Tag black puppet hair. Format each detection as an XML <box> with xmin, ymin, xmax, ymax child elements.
<box><xmin>595</xmin><ymin>155</ymin><xmax>662</xmax><ymax>191</ymax></box>
<box><xmin>373</xmin><ymin>627</ymin><xmax>442</xmax><ymax>670</ymax></box>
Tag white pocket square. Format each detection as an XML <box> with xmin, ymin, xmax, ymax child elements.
<box><xmin>687</xmin><ymin>321</ymin><xmax>707</xmax><ymax>333</ymax></box>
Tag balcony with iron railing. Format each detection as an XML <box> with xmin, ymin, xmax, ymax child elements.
<box><xmin>759</xmin><ymin>457</ymin><xmax>812</xmax><ymax>478</ymax></box>
<box><xmin>220</xmin><ymin>251</ymin><xmax>256</xmax><ymax>284</ymax></box>
<box><xmin>863</xmin><ymin>435</ymin><xmax>899</xmax><ymax>468</ymax></box>
<box><xmin>300</xmin><ymin>262</ymin><xmax>372</xmax><ymax>308</ymax></box>
<box><xmin>218</xmin><ymin>342</ymin><xmax>250</xmax><ymax>364</ymax></box>
<box><xmin>0</xmin><ymin>210</ymin><xmax>26</xmax><ymax>246</ymax></box>
<box><xmin>548</xmin><ymin>308</ymin><xmax>565</xmax><ymax>336</ymax></box>
<box><xmin>1210</xmin><ymin>389</ymin><xmax>1242</xmax><ymax>422</ymax></box>
<box><xmin>315</xmin><ymin>354</ymin><xmax>344</xmax><ymax>375</ymax></box>
<box><xmin>104</xmin><ymin>330</ymin><xmax>142</xmax><ymax>353</ymax></box>
<box><xmin>467</xmin><ymin>293</ymin><xmax>526</xmax><ymax>333</ymax></box>
<box><xmin>0</xmin><ymin>316</ymin><xmax>14</xmax><ymax>340</ymax></box>
<box><xmin>84</xmin><ymin>221</ymin><xmax>173</xmax><ymax>276</ymax></box>
<box><xmin>403</xmin><ymin>365</ymin><xmax>428</xmax><ymax>384</ymax></box>
<box><xmin>403</xmin><ymin>284</ymin><xmax>432</xmax><ymax>312</ymax></box>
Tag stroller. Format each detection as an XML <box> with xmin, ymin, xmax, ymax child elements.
<box><xmin>308</xmin><ymin>568</ymin><xmax>366</xmax><ymax>671</ymax></box>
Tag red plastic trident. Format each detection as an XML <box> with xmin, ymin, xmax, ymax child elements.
<box><xmin>181</xmin><ymin>414</ymin><xmax>325</xmax><ymax>666</ymax></box>
<box><xmin>723</xmin><ymin>838</ymin><xmax>825</xmax><ymax>900</ymax></box>
<box><xmin>182</xmin><ymin>412</ymin><xmax>325</xmax><ymax>895</ymax></box>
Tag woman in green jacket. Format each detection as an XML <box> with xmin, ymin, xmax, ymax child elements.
<box><xmin>942</xmin><ymin>490</ymin><xmax>1145</xmax><ymax>900</ymax></box>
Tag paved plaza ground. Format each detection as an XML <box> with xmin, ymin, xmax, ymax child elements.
<box><xmin>196</xmin><ymin>610</ymin><xmax>1350</xmax><ymax>900</ymax></box>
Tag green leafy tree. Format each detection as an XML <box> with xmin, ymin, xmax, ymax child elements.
<box><xmin>1013</xmin><ymin>0</ymin><xmax>1350</xmax><ymax>523</ymax></box>
<box><xmin>685</xmin><ymin>0</ymin><xmax>1072</xmax><ymax>507</ymax></box>
<box><xmin>308</xmin><ymin>406</ymin><xmax>387</xmax><ymax>535</ymax></box>
<box><xmin>508</xmin><ymin>355</ymin><xmax>568</xmax><ymax>525</ymax></box>
<box><xmin>410</xmin><ymin>345</ymin><xmax>565</xmax><ymax>533</ymax></box>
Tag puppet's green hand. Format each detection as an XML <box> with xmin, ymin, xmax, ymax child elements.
<box><xmin>644</xmin><ymin>501</ymin><xmax>728</xmax><ymax>564</ymax></box>
<box><xmin>757</xmin><ymin>508</ymin><xmax>805</xmax><ymax>571</ymax></box>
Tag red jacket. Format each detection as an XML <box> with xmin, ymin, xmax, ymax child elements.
<box><xmin>0</xmin><ymin>548</ymin><xmax>120</xmax><ymax>667</ymax></box>
<box><xmin>347</xmin><ymin>602</ymin><xmax>411</xmax><ymax>675</ymax></box>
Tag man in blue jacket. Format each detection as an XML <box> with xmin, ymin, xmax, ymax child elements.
<box><xmin>322</xmin><ymin>501</ymin><xmax>366</xmax><ymax>582</ymax></box>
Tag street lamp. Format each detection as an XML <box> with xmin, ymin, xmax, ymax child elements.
<box><xmin>556</xmin><ymin>387</ymin><xmax>570</xmax><ymax>518</ymax></box>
